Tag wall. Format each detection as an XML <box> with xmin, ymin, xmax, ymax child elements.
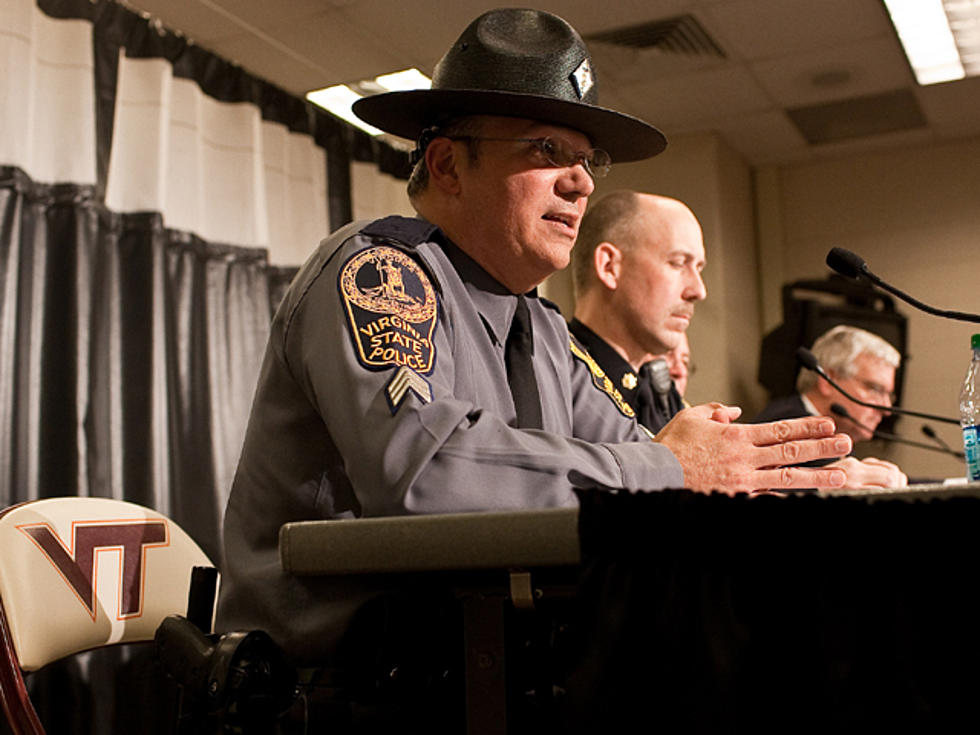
<box><xmin>763</xmin><ymin>136</ymin><xmax>980</xmax><ymax>480</ymax></box>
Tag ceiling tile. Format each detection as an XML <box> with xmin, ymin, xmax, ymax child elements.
<box><xmin>713</xmin><ymin>109</ymin><xmax>808</xmax><ymax>165</ymax></box>
<box><xmin>620</xmin><ymin>65</ymin><xmax>773</xmax><ymax>130</ymax></box>
<box><xmin>916</xmin><ymin>76</ymin><xmax>980</xmax><ymax>129</ymax></box>
<box><xmin>750</xmin><ymin>37</ymin><xmax>914</xmax><ymax>108</ymax></box>
<box><xmin>787</xmin><ymin>89</ymin><xmax>926</xmax><ymax>145</ymax></box>
<box><xmin>118</xmin><ymin>0</ymin><xmax>241</xmax><ymax>42</ymax></box>
<box><xmin>703</xmin><ymin>0</ymin><xmax>892</xmax><ymax>60</ymax></box>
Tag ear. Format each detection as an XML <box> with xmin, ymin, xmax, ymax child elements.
<box><xmin>425</xmin><ymin>137</ymin><xmax>462</xmax><ymax>195</ymax></box>
<box><xmin>594</xmin><ymin>242</ymin><xmax>623</xmax><ymax>290</ymax></box>
<box><xmin>815</xmin><ymin>375</ymin><xmax>834</xmax><ymax>397</ymax></box>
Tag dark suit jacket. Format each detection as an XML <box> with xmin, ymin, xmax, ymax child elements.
<box><xmin>750</xmin><ymin>394</ymin><xmax>810</xmax><ymax>424</ymax></box>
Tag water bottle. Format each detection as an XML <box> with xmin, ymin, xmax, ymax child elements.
<box><xmin>960</xmin><ymin>333</ymin><xmax>980</xmax><ymax>481</ymax></box>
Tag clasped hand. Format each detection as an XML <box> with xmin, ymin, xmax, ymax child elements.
<box><xmin>653</xmin><ymin>403</ymin><xmax>853</xmax><ymax>494</ymax></box>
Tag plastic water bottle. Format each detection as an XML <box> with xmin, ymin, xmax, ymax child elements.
<box><xmin>960</xmin><ymin>333</ymin><xmax>980</xmax><ymax>481</ymax></box>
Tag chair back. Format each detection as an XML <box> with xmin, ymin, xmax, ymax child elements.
<box><xmin>0</xmin><ymin>497</ymin><xmax>212</xmax><ymax>734</ymax></box>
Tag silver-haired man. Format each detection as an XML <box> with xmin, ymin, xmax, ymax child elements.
<box><xmin>753</xmin><ymin>325</ymin><xmax>906</xmax><ymax>488</ymax></box>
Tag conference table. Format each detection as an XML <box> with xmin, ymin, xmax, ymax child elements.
<box><xmin>280</xmin><ymin>481</ymin><xmax>980</xmax><ymax>734</ymax></box>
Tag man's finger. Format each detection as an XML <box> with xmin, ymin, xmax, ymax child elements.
<box><xmin>753</xmin><ymin>435</ymin><xmax>851</xmax><ymax>468</ymax></box>
<box><xmin>750</xmin><ymin>416</ymin><xmax>841</xmax><ymax>446</ymax></box>
<box><xmin>762</xmin><ymin>465</ymin><xmax>847</xmax><ymax>490</ymax></box>
<box><xmin>709</xmin><ymin>405</ymin><xmax>742</xmax><ymax>424</ymax></box>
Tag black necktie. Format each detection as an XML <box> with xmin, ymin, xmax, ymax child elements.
<box><xmin>505</xmin><ymin>295</ymin><xmax>543</xmax><ymax>429</ymax></box>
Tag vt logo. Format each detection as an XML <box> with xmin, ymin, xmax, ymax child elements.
<box><xmin>17</xmin><ymin>520</ymin><xmax>169</xmax><ymax>620</ymax></box>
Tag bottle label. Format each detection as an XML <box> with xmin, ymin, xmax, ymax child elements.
<box><xmin>964</xmin><ymin>425</ymin><xmax>980</xmax><ymax>481</ymax></box>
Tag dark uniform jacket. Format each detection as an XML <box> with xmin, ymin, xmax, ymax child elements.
<box><xmin>568</xmin><ymin>319</ymin><xmax>685</xmax><ymax>435</ymax></box>
<box><xmin>216</xmin><ymin>216</ymin><xmax>684</xmax><ymax>662</ymax></box>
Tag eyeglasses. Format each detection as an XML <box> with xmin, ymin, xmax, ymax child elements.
<box><xmin>834</xmin><ymin>372</ymin><xmax>896</xmax><ymax>403</ymax></box>
<box><xmin>854</xmin><ymin>377</ymin><xmax>896</xmax><ymax>404</ymax></box>
<box><xmin>447</xmin><ymin>135</ymin><xmax>612</xmax><ymax>179</ymax></box>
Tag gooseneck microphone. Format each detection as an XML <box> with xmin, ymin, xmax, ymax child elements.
<box><xmin>796</xmin><ymin>347</ymin><xmax>959</xmax><ymax>425</ymax></box>
<box><xmin>830</xmin><ymin>404</ymin><xmax>963</xmax><ymax>458</ymax></box>
<box><xmin>922</xmin><ymin>424</ymin><xmax>966</xmax><ymax>459</ymax></box>
<box><xmin>826</xmin><ymin>247</ymin><xmax>980</xmax><ymax>323</ymax></box>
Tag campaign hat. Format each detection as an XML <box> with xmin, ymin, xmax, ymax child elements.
<box><xmin>352</xmin><ymin>8</ymin><xmax>667</xmax><ymax>163</ymax></box>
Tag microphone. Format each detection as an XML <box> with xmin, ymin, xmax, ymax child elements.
<box><xmin>830</xmin><ymin>404</ymin><xmax>963</xmax><ymax>457</ymax></box>
<box><xmin>921</xmin><ymin>424</ymin><xmax>966</xmax><ymax>459</ymax></box>
<box><xmin>826</xmin><ymin>247</ymin><xmax>980</xmax><ymax>323</ymax></box>
<box><xmin>648</xmin><ymin>358</ymin><xmax>672</xmax><ymax>415</ymax></box>
<box><xmin>796</xmin><ymin>347</ymin><xmax>959</xmax><ymax>425</ymax></box>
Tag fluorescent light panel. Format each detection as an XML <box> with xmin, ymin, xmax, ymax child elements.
<box><xmin>306</xmin><ymin>68</ymin><xmax>431</xmax><ymax>136</ymax></box>
<box><xmin>884</xmin><ymin>0</ymin><xmax>980</xmax><ymax>84</ymax></box>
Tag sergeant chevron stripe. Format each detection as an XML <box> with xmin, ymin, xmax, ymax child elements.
<box><xmin>385</xmin><ymin>365</ymin><xmax>432</xmax><ymax>413</ymax></box>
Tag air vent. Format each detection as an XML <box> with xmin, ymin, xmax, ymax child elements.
<box><xmin>787</xmin><ymin>89</ymin><xmax>926</xmax><ymax>145</ymax></box>
<box><xmin>585</xmin><ymin>14</ymin><xmax>725</xmax><ymax>58</ymax></box>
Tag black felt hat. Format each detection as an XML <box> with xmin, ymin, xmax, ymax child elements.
<box><xmin>352</xmin><ymin>8</ymin><xmax>667</xmax><ymax>163</ymax></box>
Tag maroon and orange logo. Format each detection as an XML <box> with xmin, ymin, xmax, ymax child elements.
<box><xmin>16</xmin><ymin>519</ymin><xmax>170</xmax><ymax>621</ymax></box>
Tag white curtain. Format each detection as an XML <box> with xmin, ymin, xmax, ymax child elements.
<box><xmin>0</xmin><ymin>0</ymin><xmax>97</xmax><ymax>184</ymax></box>
<box><xmin>352</xmin><ymin>159</ymin><xmax>415</xmax><ymax>223</ymax></box>
<box><xmin>104</xmin><ymin>53</ymin><xmax>330</xmax><ymax>262</ymax></box>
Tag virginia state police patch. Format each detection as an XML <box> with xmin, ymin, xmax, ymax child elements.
<box><xmin>339</xmin><ymin>245</ymin><xmax>437</xmax><ymax>374</ymax></box>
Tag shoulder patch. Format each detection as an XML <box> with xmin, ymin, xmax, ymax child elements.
<box><xmin>340</xmin><ymin>245</ymin><xmax>438</xmax><ymax>374</ymax></box>
<box><xmin>569</xmin><ymin>338</ymin><xmax>636</xmax><ymax>419</ymax></box>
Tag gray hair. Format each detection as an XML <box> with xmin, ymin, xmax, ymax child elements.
<box><xmin>797</xmin><ymin>324</ymin><xmax>901</xmax><ymax>394</ymax></box>
<box><xmin>406</xmin><ymin>116</ymin><xmax>484</xmax><ymax>201</ymax></box>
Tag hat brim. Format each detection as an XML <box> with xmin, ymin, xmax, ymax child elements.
<box><xmin>352</xmin><ymin>89</ymin><xmax>667</xmax><ymax>163</ymax></box>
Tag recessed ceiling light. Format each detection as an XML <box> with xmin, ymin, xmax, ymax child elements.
<box><xmin>884</xmin><ymin>0</ymin><xmax>980</xmax><ymax>85</ymax></box>
<box><xmin>307</xmin><ymin>68</ymin><xmax>431</xmax><ymax>136</ymax></box>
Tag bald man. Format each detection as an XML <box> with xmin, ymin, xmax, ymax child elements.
<box><xmin>570</xmin><ymin>191</ymin><xmax>907</xmax><ymax>490</ymax></box>
<box><xmin>570</xmin><ymin>191</ymin><xmax>704</xmax><ymax>433</ymax></box>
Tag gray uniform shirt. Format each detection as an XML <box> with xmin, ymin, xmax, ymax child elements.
<box><xmin>217</xmin><ymin>216</ymin><xmax>683</xmax><ymax>662</ymax></box>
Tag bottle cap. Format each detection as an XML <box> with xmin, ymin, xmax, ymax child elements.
<box><xmin>973</xmin><ymin>334</ymin><xmax>980</xmax><ymax>350</ymax></box>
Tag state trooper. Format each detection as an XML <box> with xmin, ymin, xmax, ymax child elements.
<box><xmin>217</xmin><ymin>7</ymin><xmax>852</xmax><ymax>677</ymax></box>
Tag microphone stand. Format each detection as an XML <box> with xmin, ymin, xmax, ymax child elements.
<box><xmin>796</xmin><ymin>347</ymin><xmax>960</xmax><ymax>425</ymax></box>
<box><xmin>826</xmin><ymin>247</ymin><xmax>980</xmax><ymax>323</ymax></box>
<box><xmin>922</xmin><ymin>424</ymin><xmax>966</xmax><ymax>459</ymax></box>
<box><xmin>830</xmin><ymin>404</ymin><xmax>963</xmax><ymax>458</ymax></box>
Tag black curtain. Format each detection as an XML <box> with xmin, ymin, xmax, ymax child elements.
<box><xmin>0</xmin><ymin>166</ymin><xmax>297</xmax><ymax>733</ymax></box>
<box><xmin>0</xmin><ymin>165</ymin><xmax>291</xmax><ymax>562</ymax></box>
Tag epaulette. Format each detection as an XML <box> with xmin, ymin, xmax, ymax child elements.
<box><xmin>569</xmin><ymin>337</ymin><xmax>636</xmax><ymax>419</ymax></box>
<box><xmin>538</xmin><ymin>296</ymin><xmax>564</xmax><ymax>315</ymax></box>
<box><xmin>360</xmin><ymin>216</ymin><xmax>442</xmax><ymax>248</ymax></box>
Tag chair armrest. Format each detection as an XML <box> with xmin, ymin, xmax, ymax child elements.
<box><xmin>278</xmin><ymin>507</ymin><xmax>580</xmax><ymax>576</ymax></box>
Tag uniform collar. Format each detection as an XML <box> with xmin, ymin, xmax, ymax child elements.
<box><xmin>440</xmin><ymin>237</ymin><xmax>536</xmax><ymax>347</ymax></box>
<box><xmin>568</xmin><ymin>319</ymin><xmax>640</xmax><ymax>401</ymax></box>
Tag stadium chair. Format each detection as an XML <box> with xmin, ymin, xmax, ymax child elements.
<box><xmin>0</xmin><ymin>497</ymin><xmax>213</xmax><ymax>735</ymax></box>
